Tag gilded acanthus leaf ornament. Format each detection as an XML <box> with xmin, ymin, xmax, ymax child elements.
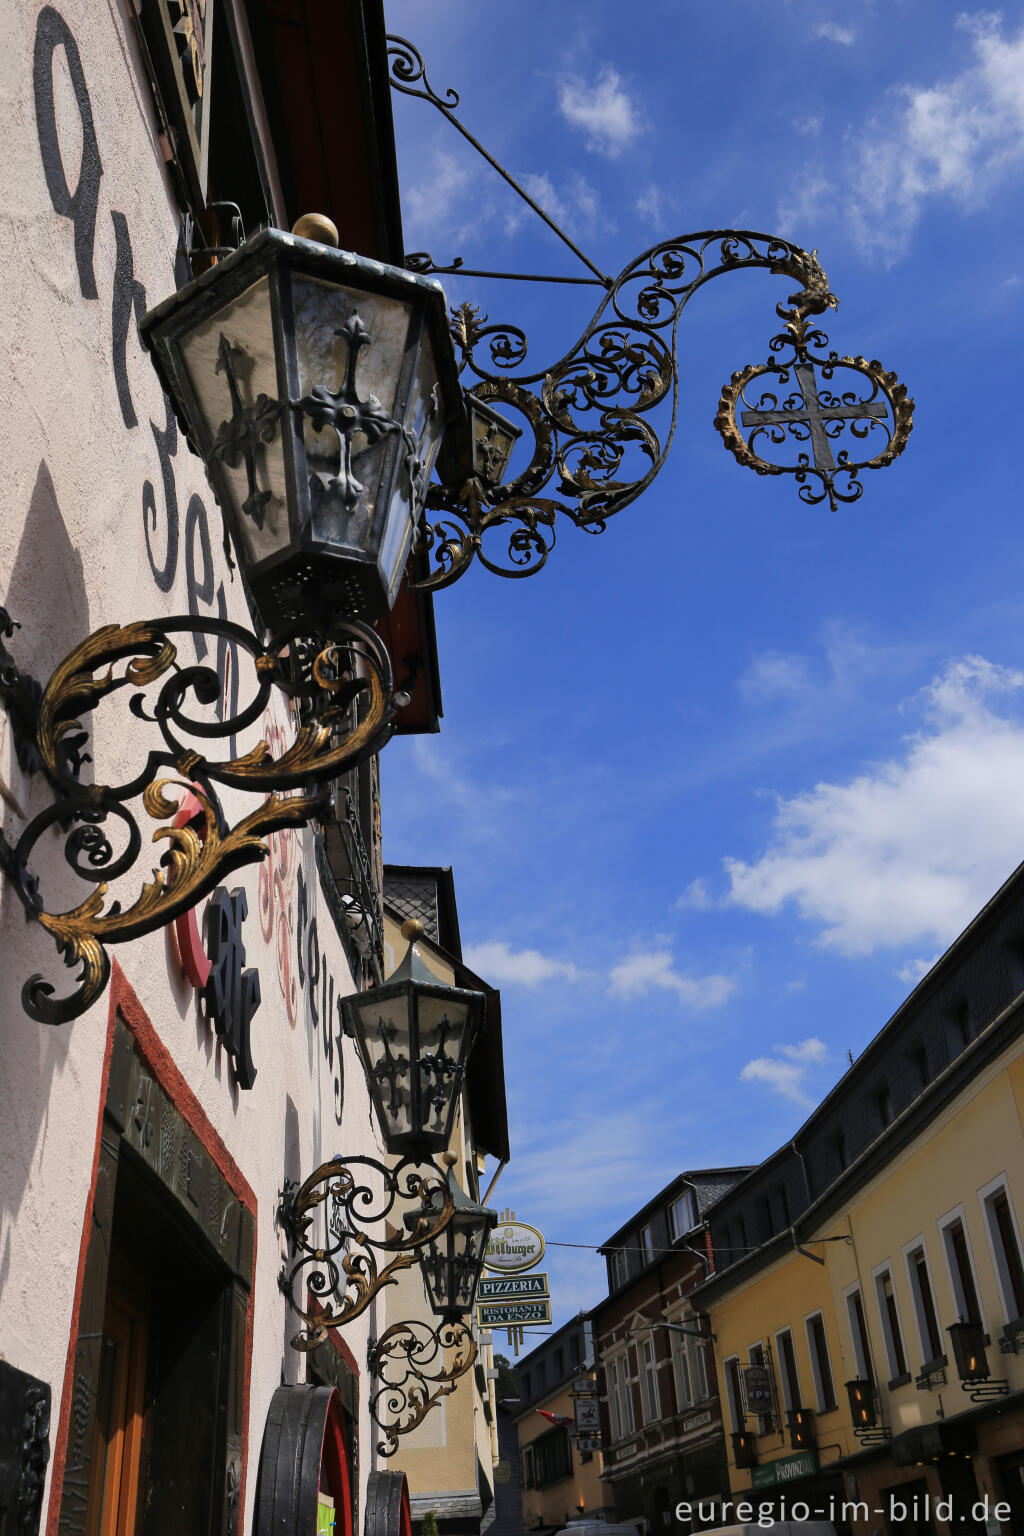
<box><xmin>276</xmin><ymin>1158</ymin><xmax>456</xmax><ymax>1351</ymax></box>
<box><xmin>0</xmin><ymin>614</ymin><xmax>401</xmax><ymax>1024</ymax></box>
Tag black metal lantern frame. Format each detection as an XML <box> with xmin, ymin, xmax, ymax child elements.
<box><xmin>410</xmin><ymin>1168</ymin><xmax>497</xmax><ymax>1321</ymax></box>
<box><xmin>341</xmin><ymin>925</ymin><xmax>487</xmax><ymax>1158</ymax></box>
<box><xmin>787</xmin><ymin>1407</ymin><xmax>816</xmax><ymax>1450</ymax></box>
<box><xmin>947</xmin><ymin>1322</ymin><xmax>1008</xmax><ymax>1401</ymax></box>
<box><xmin>141</xmin><ymin>228</ymin><xmax>465</xmax><ymax>632</ymax></box>
<box><xmin>845</xmin><ymin>1379</ymin><xmax>891</xmax><ymax>1444</ymax></box>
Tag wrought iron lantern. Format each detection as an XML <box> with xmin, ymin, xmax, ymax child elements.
<box><xmin>948</xmin><ymin>1321</ymin><xmax>990</xmax><ymax>1384</ymax></box>
<box><xmin>845</xmin><ymin>1377</ymin><xmax>877</xmax><ymax>1428</ymax></box>
<box><xmin>731</xmin><ymin>1430</ymin><xmax>758</xmax><ymax>1468</ymax></box>
<box><xmin>409</xmin><ymin>1168</ymin><xmax>497</xmax><ymax>1320</ymax></box>
<box><xmin>787</xmin><ymin>1407</ymin><xmax>815</xmax><ymax>1450</ymax></box>
<box><xmin>140</xmin><ymin>218</ymin><xmax>464</xmax><ymax>633</ymax></box>
<box><xmin>342</xmin><ymin>919</ymin><xmax>486</xmax><ymax>1157</ymax></box>
<box><xmin>947</xmin><ymin>1321</ymin><xmax>1009</xmax><ymax>1401</ymax></box>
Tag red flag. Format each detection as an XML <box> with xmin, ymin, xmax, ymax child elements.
<box><xmin>535</xmin><ymin>1408</ymin><xmax>573</xmax><ymax>1427</ymax></box>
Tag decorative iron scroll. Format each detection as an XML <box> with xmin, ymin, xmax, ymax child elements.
<box><xmin>412</xmin><ymin>236</ymin><xmax>913</xmax><ymax>591</ymax></box>
<box><xmin>368</xmin><ymin>1318</ymin><xmax>477</xmax><ymax>1457</ymax></box>
<box><xmin>715</xmin><ymin>301</ymin><xmax>913</xmax><ymax>510</ymax></box>
<box><xmin>0</xmin><ymin>612</ymin><xmax>399</xmax><ymax>1025</ymax></box>
<box><xmin>277</xmin><ymin>1156</ymin><xmax>455</xmax><ymax>1350</ymax></box>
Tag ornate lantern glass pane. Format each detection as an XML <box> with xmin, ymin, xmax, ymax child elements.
<box><xmin>350</xmin><ymin>992</ymin><xmax>414</xmax><ymax>1146</ymax></box>
<box><xmin>176</xmin><ymin>277</ymin><xmax>292</xmax><ymax>564</ymax></box>
<box><xmin>291</xmin><ymin>277</ymin><xmax>411</xmax><ymax>551</ymax></box>
<box><xmin>416</xmin><ymin>992</ymin><xmax>471</xmax><ymax>1147</ymax></box>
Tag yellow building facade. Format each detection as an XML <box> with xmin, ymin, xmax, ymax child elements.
<box><xmin>694</xmin><ymin>866</ymin><xmax>1024</xmax><ymax>1536</ymax></box>
<box><xmin>515</xmin><ymin>1315</ymin><xmax>614</xmax><ymax>1532</ymax></box>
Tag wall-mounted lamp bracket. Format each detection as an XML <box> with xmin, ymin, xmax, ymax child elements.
<box><xmin>277</xmin><ymin>1155</ymin><xmax>455</xmax><ymax>1351</ymax></box>
<box><xmin>0</xmin><ymin>612</ymin><xmax>399</xmax><ymax>1025</ymax></box>
<box><xmin>367</xmin><ymin>1317</ymin><xmax>476</xmax><ymax>1457</ymax></box>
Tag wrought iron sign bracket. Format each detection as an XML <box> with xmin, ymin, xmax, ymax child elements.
<box><xmin>276</xmin><ymin>1155</ymin><xmax>456</xmax><ymax>1351</ymax></box>
<box><xmin>961</xmin><ymin>1378</ymin><xmax>1009</xmax><ymax>1404</ymax></box>
<box><xmin>367</xmin><ymin>1317</ymin><xmax>477</xmax><ymax>1458</ymax></box>
<box><xmin>384</xmin><ymin>37</ymin><xmax>914</xmax><ymax>595</ymax></box>
<box><xmin>0</xmin><ymin>611</ymin><xmax>401</xmax><ymax>1025</ymax></box>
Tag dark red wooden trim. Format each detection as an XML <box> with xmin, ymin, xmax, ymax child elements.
<box><xmin>46</xmin><ymin>961</ymin><xmax>258</xmax><ymax>1535</ymax></box>
<box><xmin>305</xmin><ymin>1289</ymin><xmax>362</xmax><ymax>1381</ymax></box>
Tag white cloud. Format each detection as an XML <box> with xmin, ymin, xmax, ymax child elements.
<box><xmin>739</xmin><ymin>650</ymin><xmax>815</xmax><ymax>703</ymax></box>
<box><xmin>558</xmin><ymin>67</ymin><xmax>644</xmax><ymax>158</ymax></box>
<box><xmin>784</xmin><ymin>14</ymin><xmax>1024</xmax><ymax>259</ymax></box>
<box><xmin>726</xmin><ymin>656</ymin><xmax>1024</xmax><ymax>957</ymax></box>
<box><xmin>793</xmin><ymin>115</ymin><xmax>822</xmax><ymax>137</ymax></box>
<box><xmin>516</xmin><ymin>171</ymin><xmax>604</xmax><ymax>237</ymax></box>
<box><xmin>741</xmin><ymin>1038</ymin><xmax>828</xmax><ymax>1106</ymax></box>
<box><xmin>608</xmin><ymin>951</ymin><xmax>736</xmax><ymax>1009</ymax></box>
<box><xmin>463</xmin><ymin>940</ymin><xmax>580</xmax><ymax>988</ymax></box>
<box><xmin>676</xmin><ymin>878</ymin><xmax>714</xmax><ymax>911</ymax></box>
<box><xmin>897</xmin><ymin>954</ymin><xmax>941</xmax><ymax>987</ymax></box>
<box><xmin>816</xmin><ymin>21</ymin><xmax>855</xmax><ymax>46</ymax></box>
<box><xmin>505</xmin><ymin>1104</ymin><xmax>678</xmax><ymax>1223</ymax></box>
<box><xmin>635</xmin><ymin>182</ymin><xmax>667</xmax><ymax>230</ymax></box>
<box><xmin>403</xmin><ymin>151</ymin><xmax>475</xmax><ymax>241</ymax></box>
<box><xmin>779</xmin><ymin>1037</ymin><xmax>827</xmax><ymax>1063</ymax></box>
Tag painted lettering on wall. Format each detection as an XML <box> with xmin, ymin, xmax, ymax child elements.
<box><xmin>295</xmin><ymin>864</ymin><xmax>346</xmax><ymax>1127</ymax></box>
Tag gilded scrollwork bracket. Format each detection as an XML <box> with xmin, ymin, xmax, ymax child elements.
<box><xmin>367</xmin><ymin>1317</ymin><xmax>477</xmax><ymax>1458</ymax></box>
<box><xmin>276</xmin><ymin>1155</ymin><xmax>456</xmax><ymax>1351</ymax></box>
<box><xmin>0</xmin><ymin>612</ymin><xmax>400</xmax><ymax>1025</ymax></box>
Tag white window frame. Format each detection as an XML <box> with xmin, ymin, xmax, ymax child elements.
<box><xmin>722</xmin><ymin>1353</ymin><xmax>743</xmax><ymax>1433</ymax></box>
<box><xmin>803</xmin><ymin>1309</ymin><xmax>836</xmax><ymax>1412</ymax></box>
<box><xmin>773</xmin><ymin>1327</ymin><xmax>802</xmax><ymax>1412</ymax></box>
<box><xmin>872</xmin><ymin>1259</ymin><xmax>909</xmax><ymax>1382</ymax></box>
<box><xmin>606</xmin><ymin>1351</ymin><xmax>633</xmax><ymax>1441</ymax></box>
<box><xmin>843</xmin><ymin>1281</ymin><xmax>874</xmax><ymax>1383</ymax></box>
<box><xmin>639</xmin><ymin>1223</ymin><xmax>654</xmax><ymax>1265</ymax></box>
<box><xmin>938</xmin><ymin>1203</ymin><xmax>988</xmax><ymax>1332</ymax></box>
<box><xmin>638</xmin><ymin>1334</ymin><xmax>661</xmax><ymax>1423</ymax></box>
<box><xmin>902</xmin><ymin>1234</ymin><xmax>944</xmax><ymax>1365</ymax></box>
<box><xmin>669</xmin><ymin>1190</ymin><xmax>698</xmax><ymax>1241</ymax></box>
<box><xmin>668</xmin><ymin>1310</ymin><xmax>708</xmax><ymax>1410</ymax></box>
<box><xmin>978</xmin><ymin>1173</ymin><xmax>1024</xmax><ymax>1325</ymax></box>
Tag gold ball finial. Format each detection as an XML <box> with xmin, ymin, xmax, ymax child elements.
<box><xmin>442</xmin><ymin>1151</ymin><xmax>458</xmax><ymax>1169</ymax></box>
<box><xmin>401</xmin><ymin>918</ymin><xmax>425</xmax><ymax>942</ymax></box>
<box><xmin>292</xmin><ymin>213</ymin><xmax>339</xmax><ymax>248</ymax></box>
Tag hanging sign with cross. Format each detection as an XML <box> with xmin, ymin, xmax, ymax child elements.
<box><xmin>715</xmin><ymin>317</ymin><xmax>913</xmax><ymax>510</ymax></box>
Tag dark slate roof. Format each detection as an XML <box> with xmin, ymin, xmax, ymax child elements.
<box><xmin>383</xmin><ymin>865</ymin><xmax>462</xmax><ymax>958</ymax></box>
<box><xmin>599</xmin><ymin>1168</ymin><xmax>754</xmax><ymax>1251</ymax></box>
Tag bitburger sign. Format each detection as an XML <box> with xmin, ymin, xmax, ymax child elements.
<box><xmin>484</xmin><ymin>1220</ymin><xmax>545</xmax><ymax>1274</ymax></box>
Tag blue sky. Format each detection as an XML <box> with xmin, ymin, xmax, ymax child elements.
<box><xmin>380</xmin><ymin>0</ymin><xmax>1024</xmax><ymax>1330</ymax></box>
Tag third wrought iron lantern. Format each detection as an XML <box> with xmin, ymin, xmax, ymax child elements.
<box><xmin>948</xmin><ymin>1321</ymin><xmax>990</xmax><ymax>1384</ymax></box>
<box><xmin>342</xmin><ymin>920</ymin><xmax>486</xmax><ymax>1157</ymax></box>
<box><xmin>409</xmin><ymin>1169</ymin><xmax>497</xmax><ymax>1320</ymax></box>
<box><xmin>140</xmin><ymin>220</ymin><xmax>464</xmax><ymax>634</ymax></box>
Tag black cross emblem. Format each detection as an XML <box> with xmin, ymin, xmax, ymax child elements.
<box><xmin>294</xmin><ymin>311</ymin><xmax>411</xmax><ymax>511</ymax></box>
<box><xmin>420</xmin><ymin>1013</ymin><xmax>461</xmax><ymax>1124</ymax></box>
<box><xmin>210</xmin><ymin>333</ymin><xmax>281</xmax><ymax>526</ymax></box>
<box><xmin>741</xmin><ymin>361</ymin><xmax>887</xmax><ymax>474</ymax></box>
<box><xmin>372</xmin><ymin>1018</ymin><xmax>410</xmax><ymax>1120</ymax></box>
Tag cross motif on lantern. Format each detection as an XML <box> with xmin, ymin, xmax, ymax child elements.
<box><xmin>372</xmin><ymin>1018</ymin><xmax>410</xmax><ymax>1120</ymax></box>
<box><xmin>420</xmin><ymin>1014</ymin><xmax>460</xmax><ymax>1122</ymax></box>
<box><xmin>210</xmin><ymin>333</ymin><xmax>281</xmax><ymax>525</ymax></box>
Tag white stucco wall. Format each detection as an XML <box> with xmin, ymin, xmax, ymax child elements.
<box><xmin>0</xmin><ymin>2</ymin><xmax>386</xmax><ymax>1529</ymax></box>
